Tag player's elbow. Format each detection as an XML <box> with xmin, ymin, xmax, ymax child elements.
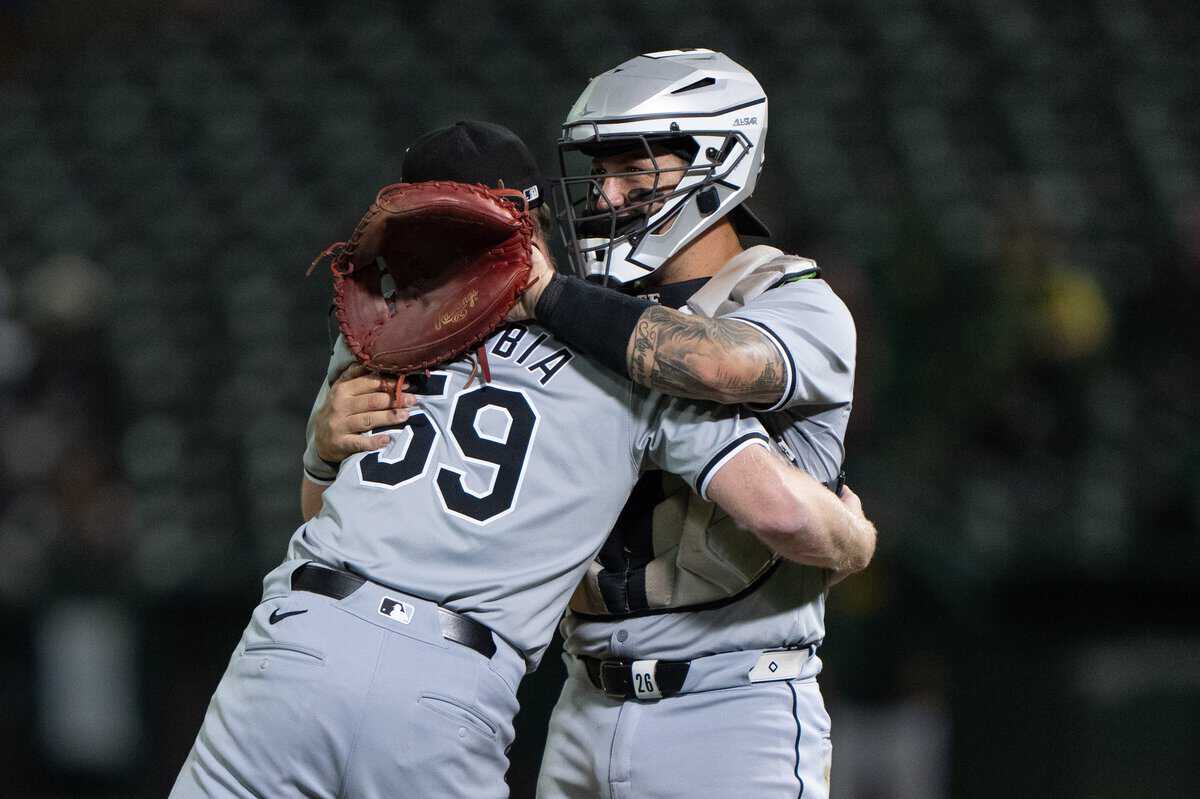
<box><xmin>747</xmin><ymin>492</ymin><xmax>876</xmax><ymax>573</ymax></box>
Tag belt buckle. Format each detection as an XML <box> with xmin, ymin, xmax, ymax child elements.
<box><xmin>598</xmin><ymin>660</ymin><xmax>629</xmax><ymax>698</ymax></box>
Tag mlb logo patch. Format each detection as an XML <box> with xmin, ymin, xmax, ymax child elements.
<box><xmin>522</xmin><ymin>185</ymin><xmax>539</xmax><ymax>203</ymax></box>
<box><xmin>379</xmin><ymin>597</ymin><xmax>415</xmax><ymax>624</ymax></box>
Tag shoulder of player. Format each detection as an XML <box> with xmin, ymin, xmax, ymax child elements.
<box><xmin>727</xmin><ymin>268</ymin><xmax>851</xmax><ymax>321</ymax></box>
<box><xmin>722</xmin><ymin>251</ymin><xmax>838</xmax><ymax>301</ymax></box>
<box><xmin>756</xmin><ymin>253</ymin><xmax>831</xmax><ymax>295</ymax></box>
<box><xmin>721</xmin><ymin>259</ymin><xmax>857</xmax><ymax>369</ymax></box>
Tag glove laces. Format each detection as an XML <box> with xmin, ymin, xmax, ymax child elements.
<box><xmin>463</xmin><ymin>346</ymin><xmax>492</xmax><ymax>389</ymax></box>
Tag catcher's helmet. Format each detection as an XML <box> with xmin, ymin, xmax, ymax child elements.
<box><xmin>556</xmin><ymin>49</ymin><xmax>769</xmax><ymax>285</ymax></box>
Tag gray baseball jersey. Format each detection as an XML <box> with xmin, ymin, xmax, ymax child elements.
<box><xmin>171</xmin><ymin>325</ymin><xmax>771</xmax><ymax>799</ymax></box>
<box><xmin>296</xmin><ymin>326</ymin><xmax>769</xmax><ymax>668</ymax></box>
<box><xmin>560</xmin><ymin>245</ymin><xmax>856</xmax><ymax>662</ymax></box>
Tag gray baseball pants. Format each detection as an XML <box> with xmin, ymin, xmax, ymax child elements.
<box><xmin>537</xmin><ymin>651</ymin><xmax>833</xmax><ymax>799</ymax></box>
<box><xmin>170</xmin><ymin>559</ymin><xmax>524</xmax><ymax>799</ymax></box>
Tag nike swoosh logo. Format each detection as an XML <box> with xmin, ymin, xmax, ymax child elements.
<box><xmin>268</xmin><ymin>608</ymin><xmax>309</xmax><ymax>625</ymax></box>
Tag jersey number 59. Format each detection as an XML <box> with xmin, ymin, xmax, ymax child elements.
<box><xmin>357</xmin><ymin>384</ymin><xmax>538</xmax><ymax>525</ymax></box>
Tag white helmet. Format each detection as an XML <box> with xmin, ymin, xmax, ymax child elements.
<box><xmin>556</xmin><ymin>49</ymin><xmax>770</xmax><ymax>285</ymax></box>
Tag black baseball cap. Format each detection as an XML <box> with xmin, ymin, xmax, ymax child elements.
<box><xmin>401</xmin><ymin>120</ymin><xmax>550</xmax><ymax>208</ymax></box>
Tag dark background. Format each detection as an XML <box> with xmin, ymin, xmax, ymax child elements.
<box><xmin>1</xmin><ymin>1</ymin><xmax>1197</xmax><ymax>797</ymax></box>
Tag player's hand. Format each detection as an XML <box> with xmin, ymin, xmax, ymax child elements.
<box><xmin>828</xmin><ymin>484</ymin><xmax>874</xmax><ymax>587</ymax></box>
<box><xmin>314</xmin><ymin>364</ymin><xmax>415</xmax><ymax>463</ymax></box>
<box><xmin>837</xmin><ymin>484</ymin><xmax>864</xmax><ymax>518</ymax></box>
<box><xmin>507</xmin><ymin>242</ymin><xmax>555</xmax><ymax>322</ymax></box>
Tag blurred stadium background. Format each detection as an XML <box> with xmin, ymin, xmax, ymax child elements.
<box><xmin>1</xmin><ymin>0</ymin><xmax>1197</xmax><ymax>796</ymax></box>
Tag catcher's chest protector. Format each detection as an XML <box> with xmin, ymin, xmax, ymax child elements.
<box><xmin>569</xmin><ymin>255</ymin><xmax>818</xmax><ymax>618</ymax></box>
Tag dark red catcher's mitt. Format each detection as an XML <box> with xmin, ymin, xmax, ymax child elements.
<box><xmin>313</xmin><ymin>181</ymin><xmax>533</xmax><ymax>377</ymax></box>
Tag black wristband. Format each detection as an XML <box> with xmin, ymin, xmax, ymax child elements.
<box><xmin>534</xmin><ymin>273</ymin><xmax>654</xmax><ymax>379</ymax></box>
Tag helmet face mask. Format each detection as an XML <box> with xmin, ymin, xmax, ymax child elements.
<box><xmin>554</xmin><ymin>50</ymin><xmax>768</xmax><ymax>286</ymax></box>
<box><xmin>560</xmin><ymin>137</ymin><xmax>699</xmax><ymax>253</ymax></box>
<box><xmin>574</xmin><ymin>141</ymin><xmax>688</xmax><ymax>239</ymax></box>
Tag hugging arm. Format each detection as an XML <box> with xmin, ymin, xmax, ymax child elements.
<box><xmin>517</xmin><ymin>258</ymin><xmax>789</xmax><ymax>407</ymax></box>
<box><xmin>706</xmin><ymin>443</ymin><xmax>875</xmax><ymax>577</ymax></box>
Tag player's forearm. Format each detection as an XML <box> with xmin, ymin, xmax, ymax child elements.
<box><xmin>625</xmin><ymin>306</ymin><xmax>786</xmax><ymax>404</ymax></box>
<box><xmin>756</xmin><ymin>473</ymin><xmax>876</xmax><ymax>573</ymax></box>
<box><xmin>301</xmin><ymin>478</ymin><xmax>328</xmax><ymax>522</ymax></box>
<box><xmin>532</xmin><ymin>274</ymin><xmax>786</xmax><ymax>405</ymax></box>
<box><xmin>708</xmin><ymin>446</ymin><xmax>875</xmax><ymax>572</ymax></box>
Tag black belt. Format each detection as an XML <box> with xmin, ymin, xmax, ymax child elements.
<box><xmin>581</xmin><ymin>656</ymin><xmax>690</xmax><ymax>701</ymax></box>
<box><xmin>291</xmin><ymin>562</ymin><xmax>497</xmax><ymax>659</ymax></box>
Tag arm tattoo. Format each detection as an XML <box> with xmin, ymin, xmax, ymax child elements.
<box><xmin>626</xmin><ymin>306</ymin><xmax>788</xmax><ymax>404</ymax></box>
